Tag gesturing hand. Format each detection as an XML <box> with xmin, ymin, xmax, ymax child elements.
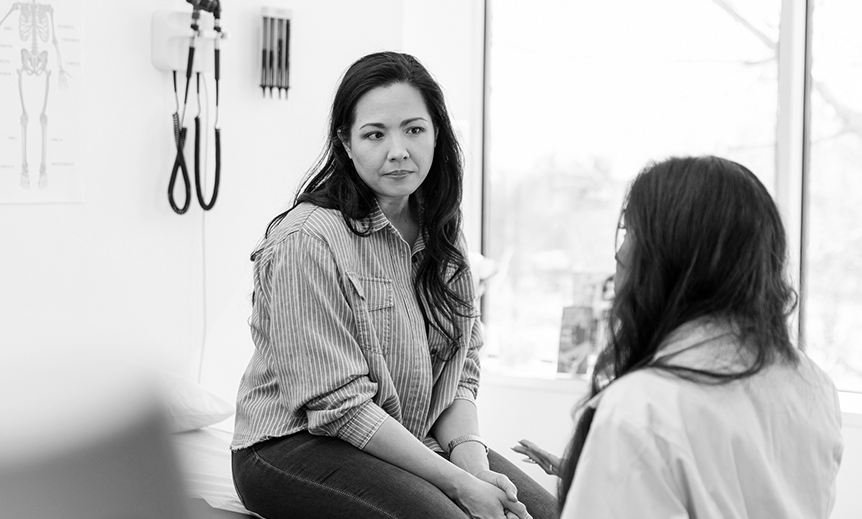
<box><xmin>511</xmin><ymin>439</ymin><xmax>561</xmax><ymax>477</ymax></box>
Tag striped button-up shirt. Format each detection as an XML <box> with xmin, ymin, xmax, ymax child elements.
<box><xmin>231</xmin><ymin>202</ymin><xmax>482</xmax><ymax>452</ymax></box>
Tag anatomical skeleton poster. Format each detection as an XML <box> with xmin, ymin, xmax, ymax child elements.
<box><xmin>0</xmin><ymin>0</ymin><xmax>82</xmax><ymax>203</ymax></box>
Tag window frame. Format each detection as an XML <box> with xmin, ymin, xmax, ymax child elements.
<box><xmin>477</xmin><ymin>0</ymin><xmax>862</xmax><ymax>406</ymax></box>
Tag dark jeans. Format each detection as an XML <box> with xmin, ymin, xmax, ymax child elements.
<box><xmin>232</xmin><ymin>432</ymin><xmax>557</xmax><ymax>519</ymax></box>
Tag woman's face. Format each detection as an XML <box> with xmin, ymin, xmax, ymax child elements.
<box><xmin>342</xmin><ymin>82</ymin><xmax>436</xmax><ymax>208</ymax></box>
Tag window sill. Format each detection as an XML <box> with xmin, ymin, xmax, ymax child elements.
<box><xmin>481</xmin><ymin>370</ymin><xmax>589</xmax><ymax>396</ymax></box>
<box><xmin>838</xmin><ymin>391</ymin><xmax>862</xmax><ymax>428</ymax></box>
<box><xmin>480</xmin><ymin>370</ymin><xmax>862</xmax><ymax>428</ymax></box>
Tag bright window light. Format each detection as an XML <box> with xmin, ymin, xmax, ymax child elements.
<box><xmin>805</xmin><ymin>0</ymin><xmax>862</xmax><ymax>392</ymax></box>
<box><xmin>484</xmin><ymin>0</ymin><xmax>781</xmax><ymax>377</ymax></box>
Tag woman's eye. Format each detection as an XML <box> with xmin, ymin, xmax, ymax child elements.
<box><xmin>364</xmin><ymin>131</ymin><xmax>384</xmax><ymax>140</ymax></box>
<box><xmin>407</xmin><ymin>126</ymin><xmax>425</xmax><ymax>135</ymax></box>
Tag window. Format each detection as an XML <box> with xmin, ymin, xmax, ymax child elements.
<box><xmin>805</xmin><ymin>0</ymin><xmax>862</xmax><ymax>391</ymax></box>
<box><xmin>483</xmin><ymin>0</ymin><xmax>782</xmax><ymax>377</ymax></box>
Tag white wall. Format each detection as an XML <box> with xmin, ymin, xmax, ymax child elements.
<box><xmin>833</xmin><ymin>411</ymin><xmax>862</xmax><ymax>519</ymax></box>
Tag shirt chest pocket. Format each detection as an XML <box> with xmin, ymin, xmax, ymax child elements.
<box><xmin>346</xmin><ymin>273</ymin><xmax>394</xmax><ymax>355</ymax></box>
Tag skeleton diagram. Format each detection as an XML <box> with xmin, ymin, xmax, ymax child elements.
<box><xmin>0</xmin><ymin>0</ymin><xmax>69</xmax><ymax>189</ymax></box>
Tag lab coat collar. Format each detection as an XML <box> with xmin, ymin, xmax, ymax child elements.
<box><xmin>582</xmin><ymin>317</ymin><xmax>737</xmax><ymax>411</ymax></box>
<box><xmin>651</xmin><ymin>317</ymin><xmax>737</xmax><ymax>363</ymax></box>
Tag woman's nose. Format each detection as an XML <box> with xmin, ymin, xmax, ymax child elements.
<box><xmin>387</xmin><ymin>136</ymin><xmax>409</xmax><ymax>161</ymax></box>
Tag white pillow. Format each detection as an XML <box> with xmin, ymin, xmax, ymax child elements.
<box><xmin>158</xmin><ymin>371</ymin><xmax>235</xmax><ymax>433</ymax></box>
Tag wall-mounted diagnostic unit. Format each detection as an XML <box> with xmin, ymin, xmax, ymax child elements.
<box><xmin>152</xmin><ymin>0</ymin><xmax>226</xmax><ymax>215</ymax></box>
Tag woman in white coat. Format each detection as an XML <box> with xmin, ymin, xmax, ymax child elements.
<box><xmin>518</xmin><ymin>155</ymin><xmax>843</xmax><ymax>518</ymax></box>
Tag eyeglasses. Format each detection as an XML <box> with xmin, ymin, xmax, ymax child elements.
<box><xmin>614</xmin><ymin>210</ymin><xmax>627</xmax><ymax>262</ymax></box>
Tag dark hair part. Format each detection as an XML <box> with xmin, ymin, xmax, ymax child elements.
<box><xmin>557</xmin><ymin>156</ymin><xmax>799</xmax><ymax>508</ymax></box>
<box><xmin>254</xmin><ymin>51</ymin><xmax>471</xmax><ymax>353</ymax></box>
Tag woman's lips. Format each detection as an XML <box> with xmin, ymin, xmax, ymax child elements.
<box><xmin>384</xmin><ymin>170</ymin><xmax>413</xmax><ymax>178</ymax></box>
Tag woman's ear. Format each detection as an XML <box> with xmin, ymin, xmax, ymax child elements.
<box><xmin>338</xmin><ymin>131</ymin><xmax>353</xmax><ymax>159</ymax></box>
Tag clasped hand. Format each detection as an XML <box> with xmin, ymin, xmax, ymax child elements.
<box><xmin>455</xmin><ymin>469</ymin><xmax>532</xmax><ymax>519</ymax></box>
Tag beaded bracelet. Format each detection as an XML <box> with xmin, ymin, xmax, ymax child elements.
<box><xmin>447</xmin><ymin>434</ymin><xmax>489</xmax><ymax>456</ymax></box>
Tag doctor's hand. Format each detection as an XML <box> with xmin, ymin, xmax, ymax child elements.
<box><xmin>511</xmin><ymin>439</ymin><xmax>561</xmax><ymax>477</ymax></box>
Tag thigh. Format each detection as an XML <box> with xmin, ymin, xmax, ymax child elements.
<box><xmin>488</xmin><ymin>449</ymin><xmax>558</xmax><ymax>519</ymax></box>
<box><xmin>232</xmin><ymin>432</ymin><xmax>468</xmax><ymax>519</ymax></box>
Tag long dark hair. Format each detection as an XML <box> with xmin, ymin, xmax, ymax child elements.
<box><xmin>253</xmin><ymin>51</ymin><xmax>471</xmax><ymax>353</ymax></box>
<box><xmin>558</xmin><ymin>156</ymin><xmax>799</xmax><ymax>508</ymax></box>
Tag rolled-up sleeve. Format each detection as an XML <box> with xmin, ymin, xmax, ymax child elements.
<box><xmin>454</xmin><ymin>316</ymin><xmax>482</xmax><ymax>403</ymax></box>
<box><xmin>265</xmin><ymin>231</ymin><xmax>388</xmax><ymax>449</ymax></box>
<box><xmin>453</xmin><ymin>235</ymin><xmax>482</xmax><ymax>403</ymax></box>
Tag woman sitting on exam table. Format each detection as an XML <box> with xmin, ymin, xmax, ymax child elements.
<box><xmin>515</xmin><ymin>156</ymin><xmax>843</xmax><ymax>518</ymax></box>
<box><xmin>230</xmin><ymin>51</ymin><xmax>556</xmax><ymax>519</ymax></box>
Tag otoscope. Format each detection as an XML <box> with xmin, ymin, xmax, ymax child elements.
<box><xmin>169</xmin><ymin>0</ymin><xmax>221</xmax><ymax>214</ymax></box>
<box><xmin>195</xmin><ymin>0</ymin><xmax>221</xmax><ymax>210</ymax></box>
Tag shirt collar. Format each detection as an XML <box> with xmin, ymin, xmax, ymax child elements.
<box><xmin>364</xmin><ymin>198</ymin><xmax>428</xmax><ymax>256</ymax></box>
<box><xmin>364</xmin><ymin>202</ymin><xmax>391</xmax><ymax>233</ymax></box>
<box><xmin>412</xmin><ymin>230</ymin><xmax>427</xmax><ymax>256</ymax></box>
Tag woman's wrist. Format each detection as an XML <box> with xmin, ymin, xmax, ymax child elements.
<box><xmin>435</xmin><ymin>463</ymin><xmax>477</xmax><ymax>499</ymax></box>
<box><xmin>447</xmin><ymin>434</ymin><xmax>489</xmax><ymax>456</ymax></box>
<box><xmin>448</xmin><ymin>441</ymin><xmax>490</xmax><ymax>476</ymax></box>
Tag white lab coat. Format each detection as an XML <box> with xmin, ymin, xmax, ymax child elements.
<box><xmin>560</xmin><ymin>320</ymin><xmax>843</xmax><ymax>519</ymax></box>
